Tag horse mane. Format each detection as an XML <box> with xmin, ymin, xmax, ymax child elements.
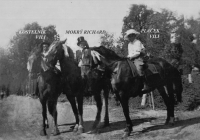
<box><xmin>66</xmin><ymin>46</ymin><xmax>75</xmax><ymax>60</ymax></box>
<box><xmin>91</xmin><ymin>46</ymin><xmax>122</xmax><ymax>60</ymax></box>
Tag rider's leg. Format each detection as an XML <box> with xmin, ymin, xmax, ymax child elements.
<box><xmin>134</xmin><ymin>58</ymin><xmax>150</xmax><ymax>92</ymax></box>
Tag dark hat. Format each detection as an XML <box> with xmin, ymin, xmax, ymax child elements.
<box><xmin>77</xmin><ymin>36</ymin><xmax>87</xmax><ymax>46</ymax></box>
<box><xmin>40</xmin><ymin>41</ymin><xmax>50</xmax><ymax>47</ymax></box>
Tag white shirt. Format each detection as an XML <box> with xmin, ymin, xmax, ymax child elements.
<box><xmin>127</xmin><ymin>39</ymin><xmax>144</xmax><ymax>58</ymax></box>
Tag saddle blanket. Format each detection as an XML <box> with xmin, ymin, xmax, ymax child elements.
<box><xmin>127</xmin><ymin>59</ymin><xmax>159</xmax><ymax>78</ymax></box>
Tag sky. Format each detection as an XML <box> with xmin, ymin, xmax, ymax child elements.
<box><xmin>0</xmin><ymin>0</ymin><xmax>200</xmax><ymax>51</ymax></box>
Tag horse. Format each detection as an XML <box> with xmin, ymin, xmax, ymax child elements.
<box><xmin>80</xmin><ymin>60</ymin><xmax>111</xmax><ymax>130</ymax></box>
<box><xmin>80</xmin><ymin>46</ymin><xmax>183</xmax><ymax>137</ymax></box>
<box><xmin>43</xmin><ymin>40</ymin><xmax>84</xmax><ymax>133</ymax></box>
<box><xmin>27</xmin><ymin>46</ymin><xmax>62</xmax><ymax>136</ymax></box>
<box><xmin>43</xmin><ymin>40</ymin><xmax>111</xmax><ymax>132</ymax></box>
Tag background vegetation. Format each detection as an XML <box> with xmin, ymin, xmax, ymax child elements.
<box><xmin>1</xmin><ymin>4</ymin><xmax>200</xmax><ymax>110</ymax></box>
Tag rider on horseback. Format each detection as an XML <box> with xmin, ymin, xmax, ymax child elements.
<box><xmin>41</xmin><ymin>41</ymin><xmax>61</xmax><ymax>74</ymax></box>
<box><xmin>125</xmin><ymin>29</ymin><xmax>150</xmax><ymax>93</ymax></box>
<box><xmin>77</xmin><ymin>36</ymin><xmax>90</xmax><ymax>67</ymax></box>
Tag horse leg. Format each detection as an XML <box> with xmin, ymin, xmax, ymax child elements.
<box><xmin>157</xmin><ymin>86</ymin><xmax>174</xmax><ymax>125</ymax></box>
<box><xmin>66</xmin><ymin>95</ymin><xmax>79</xmax><ymax>132</ymax></box>
<box><xmin>118</xmin><ymin>93</ymin><xmax>132</xmax><ymax>138</ymax></box>
<box><xmin>76</xmin><ymin>94</ymin><xmax>84</xmax><ymax>133</ymax></box>
<box><xmin>103</xmin><ymin>88</ymin><xmax>109</xmax><ymax>127</ymax></box>
<box><xmin>92</xmin><ymin>93</ymin><xmax>102</xmax><ymax>130</ymax></box>
<box><xmin>166</xmin><ymin>84</ymin><xmax>175</xmax><ymax>125</ymax></box>
<box><xmin>47</xmin><ymin>101</ymin><xmax>60</xmax><ymax>136</ymax></box>
<box><xmin>40</xmin><ymin>100</ymin><xmax>48</xmax><ymax>136</ymax></box>
<box><xmin>173</xmin><ymin>77</ymin><xmax>183</xmax><ymax>103</ymax></box>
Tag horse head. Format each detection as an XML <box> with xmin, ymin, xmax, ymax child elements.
<box><xmin>44</xmin><ymin>40</ymin><xmax>74</xmax><ymax>68</ymax></box>
<box><xmin>81</xmin><ymin>46</ymin><xmax>120</xmax><ymax>92</ymax></box>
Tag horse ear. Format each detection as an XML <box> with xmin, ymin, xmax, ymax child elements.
<box><xmin>60</xmin><ymin>38</ymin><xmax>67</xmax><ymax>44</ymax></box>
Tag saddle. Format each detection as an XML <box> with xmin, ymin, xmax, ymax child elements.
<box><xmin>127</xmin><ymin>59</ymin><xmax>159</xmax><ymax>78</ymax></box>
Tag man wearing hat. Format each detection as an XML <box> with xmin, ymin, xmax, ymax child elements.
<box><xmin>40</xmin><ymin>41</ymin><xmax>50</xmax><ymax>55</ymax></box>
<box><xmin>125</xmin><ymin>29</ymin><xmax>150</xmax><ymax>92</ymax></box>
<box><xmin>77</xmin><ymin>36</ymin><xmax>90</xmax><ymax>67</ymax></box>
<box><xmin>77</xmin><ymin>36</ymin><xmax>89</xmax><ymax>50</ymax></box>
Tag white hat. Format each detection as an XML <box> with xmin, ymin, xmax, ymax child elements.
<box><xmin>124</xmin><ymin>29</ymin><xmax>140</xmax><ymax>40</ymax></box>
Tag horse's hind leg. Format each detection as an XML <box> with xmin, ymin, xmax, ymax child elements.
<box><xmin>66</xmin><ymin>95</ymin><xmax>79</xmax><ymax>132</ymax></box>
<box><xmin>166</xmin><ymin>84</ymin><xmax>175</xmax><ymax>125</ymax></box>
<box><xmin>47</xmin><ymin>101</ymin><xmax>60</xmax><ymax>136</ymax></box>
<box><xmin>77</xmin><ymin>93</ymin><xmax>84</xmax><ymax>133</ymax></box>
<box><xmin>40</xmin><ymin>100</ymin><xmax>48</xmax><ymax>136</ymax></box>
<box><xmin>92</xmin><ymin>93</ymin><xmax>102</xmax><ymax>131</ymax></box>
<box><xmin>103</xmin><ymin>88</ymin><xmax>109</xmax><ymax>127</ymax></box>
<box><xmin>157</xmin><ymin>86</ymin><xmax>175</xmax><ymax>125</ymax></box>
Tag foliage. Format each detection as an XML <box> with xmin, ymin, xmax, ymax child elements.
<box><xmin>0</xmin><ymin>22</ymin><xmax>57</xmax><ymax>95</ymax></box>
<box><xmin>121</xmin><ymin>4</ymin><xmax>200</xmax><ymax>69</ymax></box>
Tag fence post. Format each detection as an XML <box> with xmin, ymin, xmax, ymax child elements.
<box><xmin>141</xmin><ymin>94</ymin><xmax>147</xmax><ymax>106</ymax></box>
<box><xmin>188</xmin><ymin>73</ymin><xmax>193</xmax><ymax>83</ymax></box>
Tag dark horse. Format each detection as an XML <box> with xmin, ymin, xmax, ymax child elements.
<box><xmin>43</xmin><ymin>40</ymin><xmax>84</xmax><ymax>133</ymax></box>
<box><xmin>79</xmin><ymin>48</ymin><xmax>111</xmax><ymax>130</ymax></box>
<box><xmin>27</xmin><ymin>46</ymin><xmax>62</xmax><ymax>136</ymax></box>
<box><xmin>80</xmin><ymin>46</ymin><xmax>183</xmax><ymax>137</ymax></box>
<box><xmin>44</xmin><ymin>40</ymin><xmax>110</xmax><ymax>132</ymax></box>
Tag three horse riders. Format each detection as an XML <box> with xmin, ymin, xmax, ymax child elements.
<box><xmin>125</xmin><ymin>29</ymin><xmax>150</xmax><ymax>92</ymax></box>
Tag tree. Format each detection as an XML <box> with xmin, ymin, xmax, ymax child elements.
<box><xmin>100</xmin><ymin>32</ymin><xmax>126</xmax><ymax>57</ymax></box>
<box><xmin>6</xmin><ymin>22</ymin><xmax>58</xmax><ymax>94</ymax></box>
<box><xmin>100</xmin><ymin>32</ymin><xmax>115</xmax><ymax>48</ymax></box>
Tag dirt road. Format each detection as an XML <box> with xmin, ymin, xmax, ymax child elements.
<box><xmin>1</xmin><ymin>95</ymin><xmax>200</xmax><ymax>140</ymax></box>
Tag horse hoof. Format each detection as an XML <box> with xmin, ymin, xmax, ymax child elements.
<box><xmin>123</xmin><ymin>127</ymin><xmax>129</xmax><ymax>132</ymax></box>
<box><xmin>165</xmin><ymin>117</ymin><xmax>174</xmax><ymax>126</ymax></box>
<box><xmin>164</xmin><ymin>121</ymin><xmax>169</xmax><ymax>125</ymax></box>
<box><xmin>52</xmin><ymin>129</ymin><xmax>60</xmax><ymax>136</ymax></box>
<box><xmin>122</xmin><ymin>132</ymin><xmax>130</xmax><ymax>138</ymax></box>
<box><xmin>73</xmin><ymin>128</ymin><xmax>78</xmax><ymax>132</ymax></box>
<box><xmin>40</xmin><ymin>129</ymin><xmax>47</xmax><ymax>136</ymax></box>
<box><xmin>77</xmin><ymin>125</ymin><xmax>84</xmax><ymax>133</ymax></box>
<box><xmin>73</xmin><ymin>124</ymin><xmax>79</xmax><ymax>132</ymax></box>
<box><xmin>103</xmin><ymin>122</ymin><xmax>110</xmax><ymax>127</ymax></box>
<box><xmin>92</xmin><ymin>120</ymin><xmax>100</xmax><ymax>130</ymax></box>
<box><xmin>89</xmin><ymin>129</ymin><xmax>98</xmax><ymax>134</ymax></box>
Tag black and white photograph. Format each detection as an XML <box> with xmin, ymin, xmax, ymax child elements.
<box><xmin>0</xmin><ymin>0</ymin><xmax>200</xmax><ymax>139</ymax></box>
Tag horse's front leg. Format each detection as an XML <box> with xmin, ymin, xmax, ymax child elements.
<box><xmin>47</xmin><ymin>100</ymin><xmax>60</xmax><ymax>136</ymax></box>
<box><xmin>92</xmin><ymin>93</ymin><xmax>102</xmax><ymax>131</ymax></box>
<box><xmin>118</xmin><ymin>93</ymin><xmax>133</xmax><ymax>138</ymax></box>
<box><xmin>40</xmin><ymin>100</ymin><xmax>48</xmax><ymax>136</ymax></box>
<box><xmin>103</xmin><ymin>88</ymin><xmax>109</xmax><ymax>127</ymax></box>
<box><xmin>77</xmin><ymin>93</ymin><xmax>84</xmax><ymax>133</ymax></box>
<box><xmin>66</xmin><ymin>95</ymin><xmax>79</xmax><ymax>132</ymax></box>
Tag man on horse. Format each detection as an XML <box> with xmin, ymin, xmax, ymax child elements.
<box><xmin>77</xmin><ymin>36</ymin><xmax>90</xmax><ymax>67</ymax></box>
<box><xmin>41</xmin><ymin>41</ymin><xmax>61</xmax><ymax>74</ymax></box>
<box><xmin>125</xmin><ymin>29</ymin><xmax>150</xmax><ymax>92</ymax></box>
<box><xmin>41</xmin><ymin>41</ymin><xmax>50</xmax><ymax>54</ymax></box>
